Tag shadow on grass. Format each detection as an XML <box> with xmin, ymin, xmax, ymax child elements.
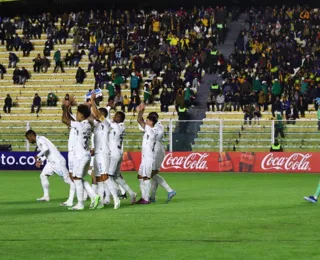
<box><xmin>0</xmin><ymin>198</ymin><xmax>67</xmax><ymax>205</ymax></box>
<box><xmin>0</xmin><ymin>199</ymin><xmax>180</xmax><ymax>216</ymax></box>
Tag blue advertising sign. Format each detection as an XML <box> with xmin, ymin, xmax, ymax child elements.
<box><xmin>0</xmin><ymin>152</ymin><xmax>68</xmax><ymax>171</ymax></box>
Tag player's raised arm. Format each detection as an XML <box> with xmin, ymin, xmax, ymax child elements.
<box><xmin>137</xmin><ymin>103</ymin><xmax>146</xmax><ymax>129</ymax></box>
<box><xmin>105</xmin><ymin>105</ymin><xmax>111</xmax><ymax>123</ymax></box>
<box><xmin>62</xmin><ymin>101</ymin><xmax>72</xmax><ymax>127</ymax></box>
<box><xmin>90</xmin><ymin>93</ymin><xmax>104</xmax><ymax>121</ymax></box>
<box><xmin>68</xmin><ymin>105</ymin><xmax>76</xmax><ymax>122</ymax></box>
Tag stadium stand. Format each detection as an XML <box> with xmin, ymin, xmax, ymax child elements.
<box><xmin>0</xmin><ymin>7</ymin><xmax>223</xmax><ymax>151</ymax></box>
<box><xmin>193</xmin><ymin>6</ymin><xmax>320</xmax><ymax>152</ymax></box>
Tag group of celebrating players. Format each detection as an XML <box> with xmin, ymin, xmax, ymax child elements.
<box><xmin>25</xmin><ymin>93</ymin><xmax>176</xmax><ymax>211</ymax></box>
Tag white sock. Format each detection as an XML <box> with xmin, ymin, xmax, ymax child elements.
<box><xmin>92</xmin><ymin>184</ymin><xmax>98</xmax><ymax>194</ymax></box>
<box><xmin>105</xmin><ymin>178</ymin><xmax>120</xmax><ymax>204</ymax></box>
<box><xmin>83</xmin><ymin>190</ymin><xmax>88</xmax><ymax>200</ymax></box>
<box><xmin>143</xmin><ymin>179</ymin><xmax>151</xmax><ymax>201</ymax></box>
<box><xmin>63</xmin><ymin>177</ymin><xmax>75</xmax><ymax>204</ymax></box>
<box><xmin>104</xmin><ymin>188</ymin><xmax>110</xmax><ymax>203</ymax></box>
<box><xmin>40</xmin><ymin>175</ymin><xmax>49</xmax><ymax>197</ymax></box>
<box><xmin>97</xmin><ymin>182</ymin><xmax>104</xmax><ymax>204</ymax></box>
<box><xmin>104</xmin><ymin>183</ymin><xmax>110</xmax><ymax>203</ymax></box>
<box><xmin>154</xmin><ymin>175</ymin><xmax>173</xmax><ymax>192</ymax></box>
<box><xmin>119</xmin><ymin>184</ymin><xmax>126</xmax><ymax>195</ymax></box>
<box><xmin>115</xmin><ymin>177</ymin><xmax>134</xmax><ymax>197</ymax></box>
<box><xmin>150</xmin><ymin>178</ymin><xmax>158</xmax><ymax>199</ymax></box>
<box><xmin>74</xmin><ymin>179</ymin><xmax>84</xmax><ymax>207</ymax></box>
<box><xmin>139</xmin><ymin>179</ymin><xmax>144</xmax><ymax>200</ymax></box>
<box><xmin>83</xmin><ymin>181</ymin><xmax>97</xmax><ymax>199</ymax></box>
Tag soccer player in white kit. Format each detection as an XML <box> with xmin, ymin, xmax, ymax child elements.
<box><xmin>25</xmin><ymin>130</ymin><xmax>75</xmax><ymax>206</ymax></box>
<box><xmin>90</xmin><ymin>94</ymin><xmax>112</xmax><ymax>209</ymax></box>
<box><xmin>147</xmin><ymin>112</ymin><xmax>176</xmax><ymax>203</ymax></box>
<box><xmin>62</xmin><ymin>104</ymin><xmax>100</xmax><ymax>211</ymax></box>
<box><xmin>136</xmin><ymin>103</ymin><xmax>158</xmax><ymax>204</ymax></box>
<box><xmin>90</xmin><ymin>94</ymin><xmax>122</xmax><ymax>209</ymax></box>
<box><xmin>104</xmin><ymin>106</ymin><xmax>137</xmax><ymax>205</ymax></box>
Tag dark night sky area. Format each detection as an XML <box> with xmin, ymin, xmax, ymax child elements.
<box><xmin>0</xmin><ymin>0</ymin><xmax>318</xmax><ymax>17</ymax></box>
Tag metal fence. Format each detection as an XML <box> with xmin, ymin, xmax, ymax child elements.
<box><xmin>0</xmin><ymin>119</ymin><xmax>319</xmax><ymax>152</ymax></box>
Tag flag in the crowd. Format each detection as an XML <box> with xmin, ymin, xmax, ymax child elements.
<box><xmin>86</xmin><ymin>89</ymin><xmax>102</xmax><ymax>100</ymax></box>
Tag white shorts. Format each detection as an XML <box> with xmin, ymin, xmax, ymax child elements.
<box><xmin>153</xmin><ymin>148</ymin><xmax>165</xmax><ymax>171</ymax></box>
<box><xmin>108</xmin><ymin>155</ymin><xmax>122</xmax><ymax>177</ymax></box>
<box><xmin>68</xmin><ymin>152</ymin><xmax>74</xmax><ymax>173</ymax></box>
<box><xmin>139</xmin><ymin>159</ymin><xmax>153</xmax><ymax>178</ymax></box>
<box><xmin>41</xmin><ymin>162</ymin><xmax>69</xmax><ymax>182</ymax></box>
<box><xmin>72</xmin><ymin>155</ymin><xmax>91</xmax><ymax>178</ymax></box>
<box><xmin>94</xmin><ymin>153</ymin><xmax>109</xmax><ymax>177</ymax></box>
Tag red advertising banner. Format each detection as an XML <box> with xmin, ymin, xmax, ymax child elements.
<box><xmin>120</xmin><ymin>152</ymin><xmax>317</xmax><ymax>173</ymax></box>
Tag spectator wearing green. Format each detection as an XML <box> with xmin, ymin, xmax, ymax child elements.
<box><xmin>130</xmin><ymin>72</ymin><xmax>140</xmax><ymax>96</ymax></box>
<box><xmin>253</xmin><ymin>77</ymin><xmax>262</xmax><ymax>92</ymax></box>
<box><xmin>184</xmin><ymin>82</ymin><xmax>191</xmax><ymax>108</ymax></box>
<box><xmin>113</xmin><ymin>74</ymin><xmax>124</xmax><ymax>86</ymax></box>
<box><xmin>261</xmin><ymin>80</ymin><xmax>268</xmax><ymax>95</ymax></box>
<box><xmin>143</xmin><ymin>82</ymin><xmax>151</xmax><ymax>104</ymax></box>
<box><xmin>274</xmin><ymin>112</ymin><xmax>285</xmax><ymax>138</ymax></box>
<box><xmin>300</xmin><ymin>77</ymin><xmax>308</xmax><ymax>94</ymax></box>
<box><xmin>47</xmin><ymin>91</ymin><xmax>57</xmax><ymax>107</ymax></box>
<box><xmin>107</xmin><ymin>82</ymin><xmax>115</xmax><ymax>101</ymax></box>
<box><xmin>53</xmin><ymin>49</ymin><xmax>65</xmax><ymax>73</ymax></box>
<box><xmin>272</xmin><ymin>79</ymin><xmax>281</xmax><ymax>97</ymax></box>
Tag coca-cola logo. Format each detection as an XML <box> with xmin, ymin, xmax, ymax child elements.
<box><xmin>261</xmin><ymin>153</ymin><xmax>312</xmax><ymax>171</ymax></box>
<box><xmin>161</xmin><ymin>153</ymin><xmax>209</xmax><ymax>170</ymax></box>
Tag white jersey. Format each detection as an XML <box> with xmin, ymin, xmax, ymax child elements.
<box><xmin>142</xmin><ymin>125</ymin><xmax>157</xmax><ymax>159</ymax></box>
<box><xmin>108</xmin><ymin>121</ymin><xmax>125</xmax><ymax>156</ymax></box>
<box><xmin>93</xmin><ymin>119</ymin><xmax>110</xmax><ymax>154</ymax></box>
<box><xmin>67</xmin><ymin>113</ymin><xmax>77</xmax><ymax>152</ymax></box>
<box><xmin>154</xmin><ymin>122</ymin><xmax>164</xmax><ymax>152</ymax></box>
<box><xmin>36</xmin><ymin>136</ymin><xmax>65</xmax><ymax>164</ymax></box>
<box><xmin>71</xmin><ymin>120</ymin><xmax>92</xmax><ymax>158</ymax></box>
<box><xmin>68</xmin><ymin>127</ymin><xmax>76</xmax><ymax>152</ymax></box>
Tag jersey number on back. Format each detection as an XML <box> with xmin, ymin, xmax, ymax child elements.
<box><xmin>83</xmin><ymin>132</ymin><xmax>90</xmax><ymax>150</ymax></box>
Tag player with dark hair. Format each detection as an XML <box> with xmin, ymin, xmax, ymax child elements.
<box><xmin>107</xmin><ymin>108</ymin><xmax>137</xmax><ymax>205</ymax></box>
<box><xmin>136</xmin><ymin>103</ymin><xmax>158</xmax><ymax>204</ymax></box>
<box><xmin>148</xmin><ymin>112</ymin><xmax>176</xmax><ymax>203</ymax></box>
<box><xmin>62</xmin><ymin>103</ymin><xmax>100</xmax><ymax>210</ymax></box>
<box><xmin>25</xmin><ymin>130</ymin><xmax>75</xmax><ymax>206</ymax></box>
<box><xmin>89</xmin><ymin>96</ymin><xmax>111</xmax><ymax>209</ymax></box>
<box><xmin>90</xmin><ymin>93</ymin><xmax>126</xmax><ymax>209</ymax></box>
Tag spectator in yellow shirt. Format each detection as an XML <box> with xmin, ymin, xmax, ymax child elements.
<box><xmin>201</xmin><ymin>18</ymin><xmax>208</xmax><ymax>27</ymax></box>
<box><xmin>122</xmin><ymin>95</ymin><xmax>130</xmax><ymax>112</ymax></box>
<box><xmin>152</xmin><ymin>19</ymin><xmax>160</xmax><ymax>33</ymax></box>
<box><xmin>180</xmin><ymin>36</ymin><xmax>190</xmax><ymax>50</ymax></box>
<box><xmin>170</xmin><ymin>35</ymin><xmax>179</xmax><ymax>46</ymax></box>
<box><xmin>89</xmin><ymin>33</ymin><xmax>96</xmax><ymax>45</ymax></box>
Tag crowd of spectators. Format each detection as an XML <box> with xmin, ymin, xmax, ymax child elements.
<box><xmin>0</xmin><ymin>6</ymin><xmax>230</xmax><ymax>111</ymax></box>
<box><xmin>213</xmin><ymin>5</ymin><xmax>320</xmax><ymax>125</ymax></box>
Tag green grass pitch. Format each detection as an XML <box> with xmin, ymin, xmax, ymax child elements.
<box><xmin>0</xmin><ymin>171</ymin><xmax>320</xmax><ymax>260</ymax></box>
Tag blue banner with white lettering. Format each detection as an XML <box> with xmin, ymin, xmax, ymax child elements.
<box><xmin>0</xmin><ymin>152</ymin><xmax>68</xmax><ymax>170</ymax></box>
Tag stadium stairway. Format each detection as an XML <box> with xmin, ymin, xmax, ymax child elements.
<box><xmin>217</xmin><ymin>13</ymin><xmax>248</xmax><ymax>60</ymax></box>
<box><xmin>173</xmin><ymin>14</ymin><xmax>246</xmax><ymax>151</ymax></box>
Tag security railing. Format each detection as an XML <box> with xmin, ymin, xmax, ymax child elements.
<box><xmin>0</xmin><ymin>119</ymin><xmax>319</xmax><ymax>152</ymax></box>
